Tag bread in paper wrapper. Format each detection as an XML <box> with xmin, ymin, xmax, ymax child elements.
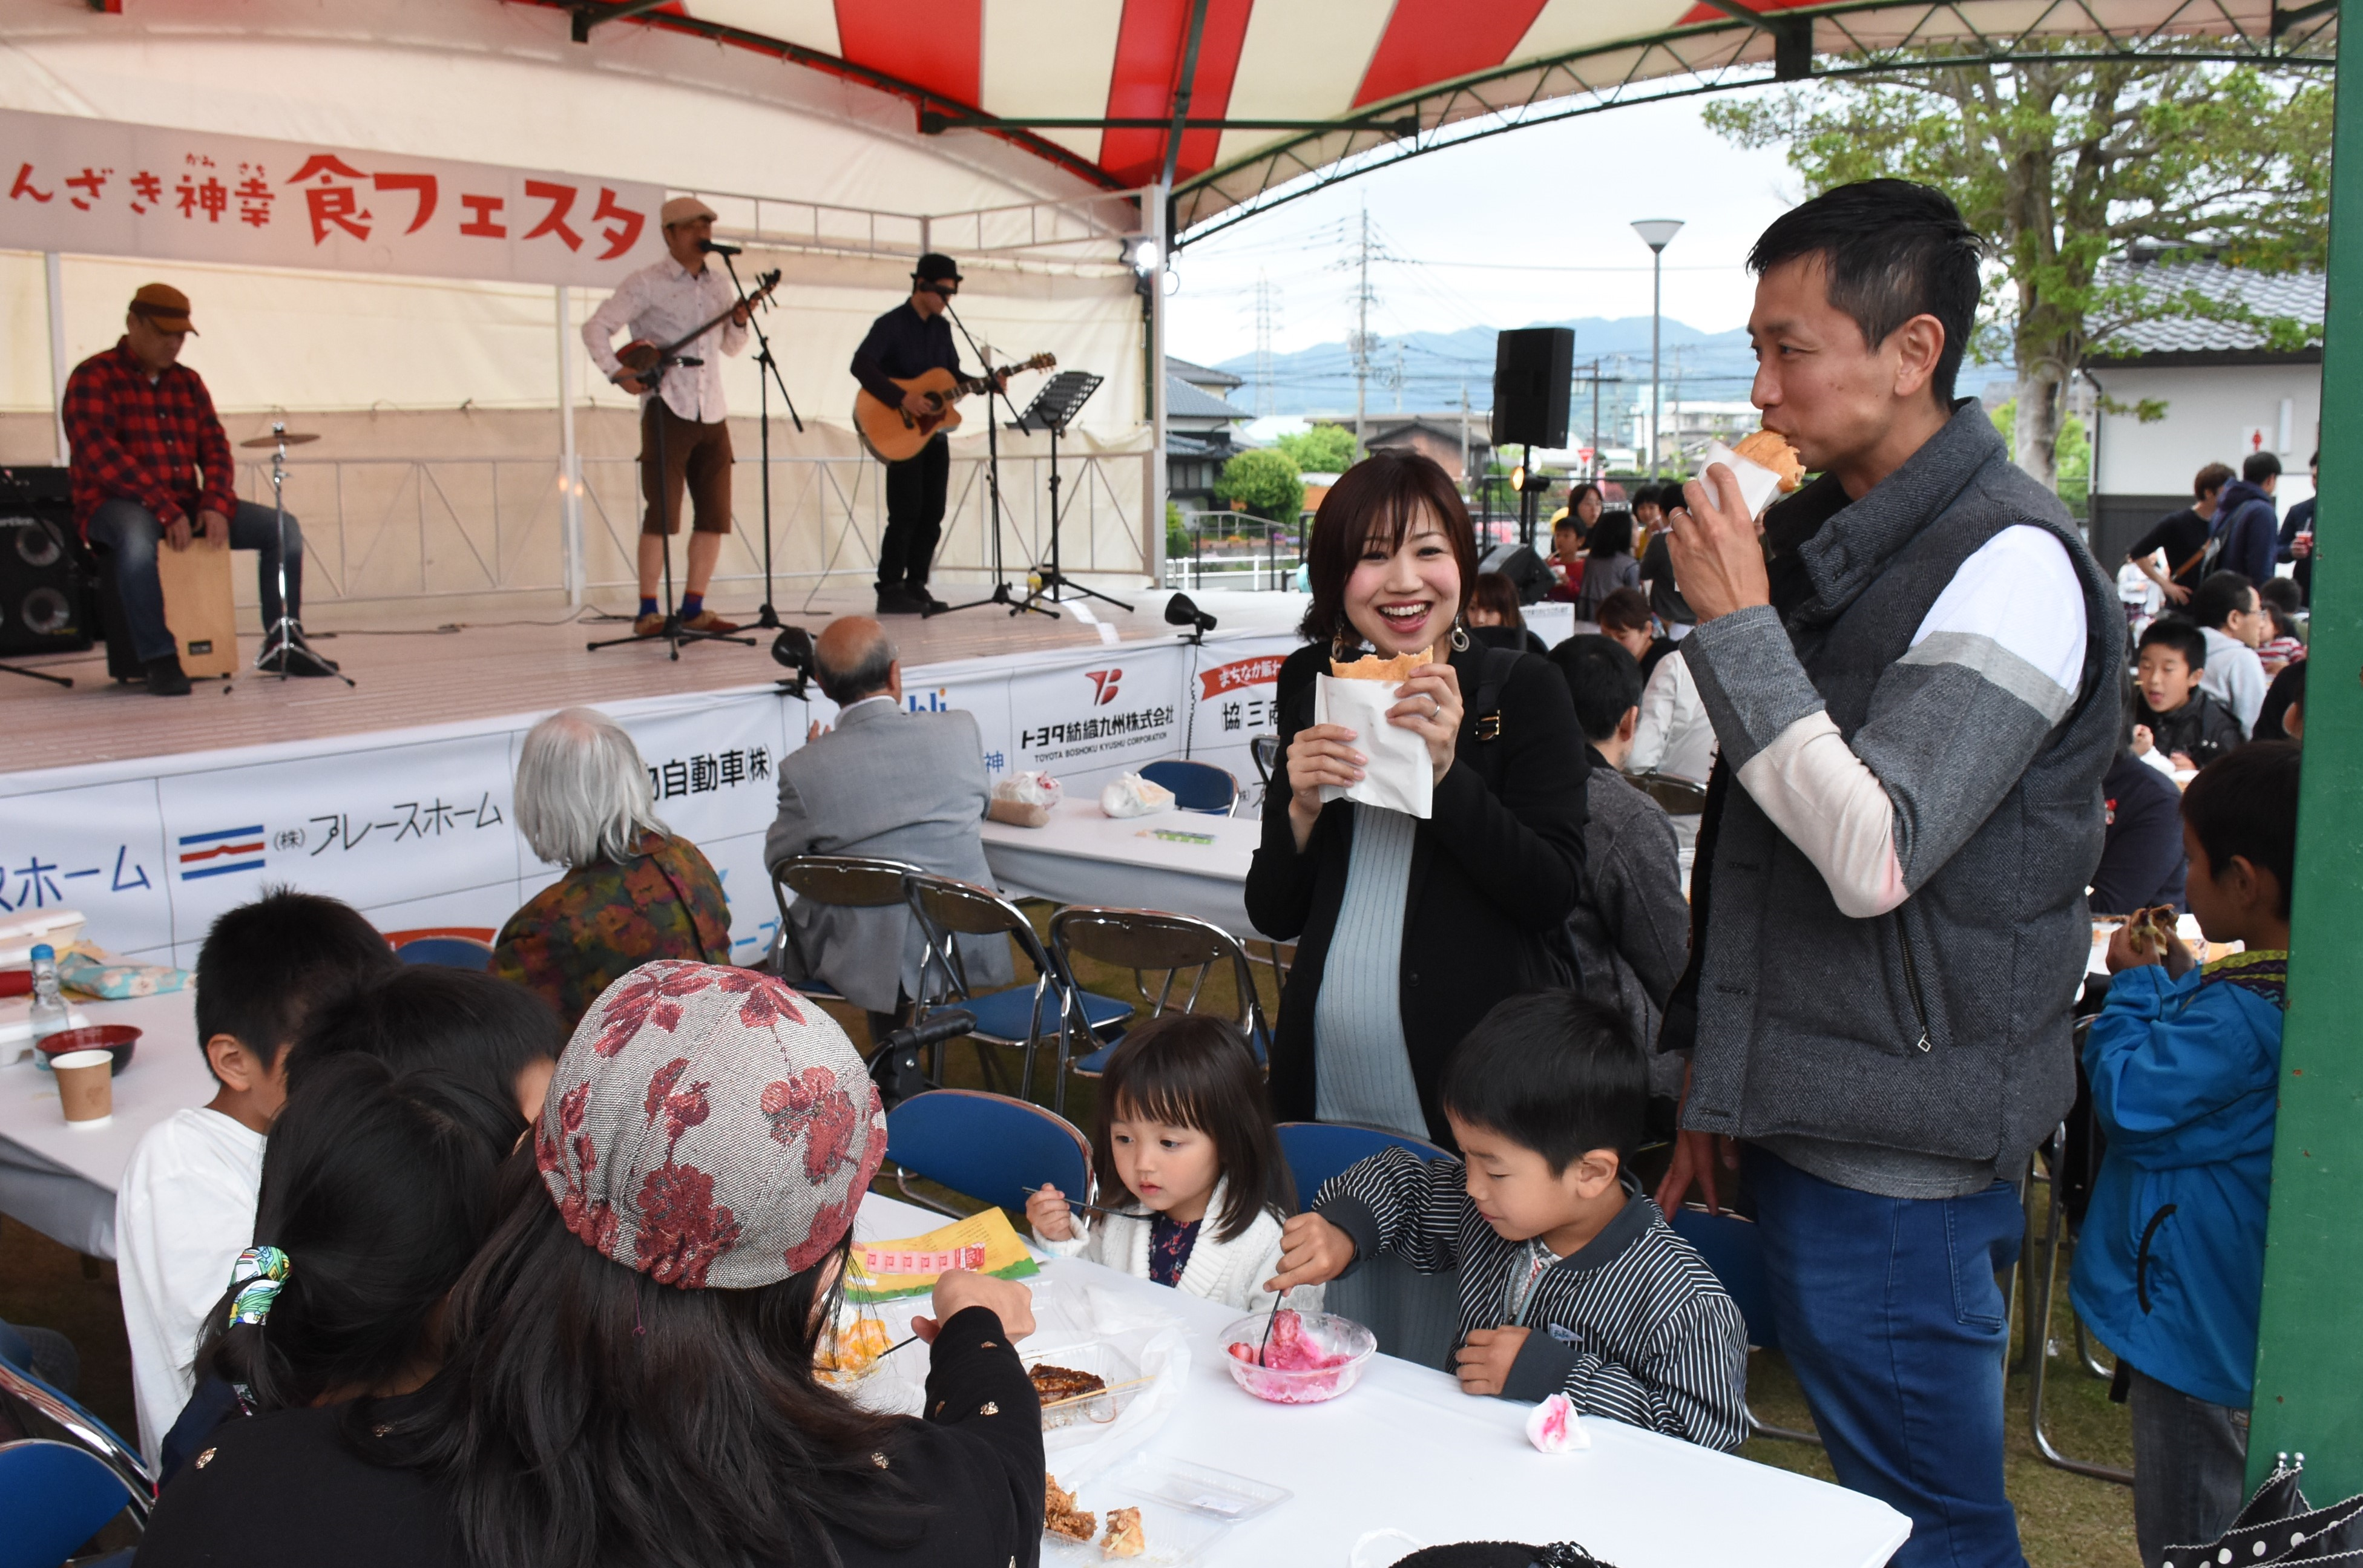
<box><xmin>1697</xmin><ymin>430</ymin><xmax>1803</xmax><ymax>520</ymax></box>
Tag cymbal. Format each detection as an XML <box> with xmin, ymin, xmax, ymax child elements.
<box><xmin>238</xmin><ymin>432</ymin><xmax>322</xmax><ymax>448</ymax></box>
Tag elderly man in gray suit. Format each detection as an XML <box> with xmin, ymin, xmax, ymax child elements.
<box><xmin>764</xmin><ymin>616</ymin><xmax>1013</xmax><ymax>1036</ymax></box>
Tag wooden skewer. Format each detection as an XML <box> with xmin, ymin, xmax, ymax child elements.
<box><xmin>1034</xmin><ymin>1373</ymin><xmax>1156</xmax><ymax>1411</ymax></box>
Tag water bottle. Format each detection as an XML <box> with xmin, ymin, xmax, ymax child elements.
<box><xmin>27</xmin><ymin>943</ymin><xmax>70</xmax><ymax>1072</ymax></box>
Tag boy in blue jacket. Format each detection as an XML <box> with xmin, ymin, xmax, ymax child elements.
<box><xmin>2072</xmin><ymin>740</ymin><xmax>2299</xmax><ymax>1567</ymax></box>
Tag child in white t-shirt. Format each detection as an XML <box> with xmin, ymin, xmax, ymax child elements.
<box><xmin>115</xmin><ymin>889</ymin><xmax>395</xmax><ymax>1465</ymax></box>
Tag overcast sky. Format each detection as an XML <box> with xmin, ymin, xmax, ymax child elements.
<box><xmin>1166</xmin><ymin>91</ymin><xmax>1804</xmax><ymax>367</ymax></box>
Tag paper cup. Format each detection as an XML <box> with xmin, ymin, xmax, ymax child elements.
<box><xmin>51</xmin><ymin>1049</ymin><xmax>114</xmax><ymax>1127</ymax></box>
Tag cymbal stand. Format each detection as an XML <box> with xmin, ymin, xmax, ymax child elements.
<box><xmin>931</xmin><ymin>300</ymin><xmax>1055</xmax><ymax>620</ymax></box>
<box><xmin>721</xmin><ymin>250</ymin><xmax>803</xmax><ymax>630</ymax></box>
<box><xmin>1011</xmin><ymin>370</ymin><xmax>1128</xmax><ymax>616</ymax></box>
<box><xmin>255</xmin><ymin>422</ymin><xmax>352</xmax><ymax>686</ymax></box>
<box><xmin>587</xmin><ymin>355</ymin><xmax>757</xmax><ymax>661</ymax></box>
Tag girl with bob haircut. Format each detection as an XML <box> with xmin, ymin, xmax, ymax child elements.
<box><xmin>1569</xmin><ymin>505</ymin><xmax>1642</xmax><ymax>623</ymax></box>
<box><xmin>491</xmin><ymin>706</ymin><xmax>732</xmax><ymax>1029</ymax></box>
<box><xmin>1247</xmin><ymin>450</ymin><xmax>1591</xmax><ymax>1149</ymax></box>
<box><xmin>1026</xmin><ymin>1013</ymin><xmax>1312</xmax><ymax>1313</ymax></box>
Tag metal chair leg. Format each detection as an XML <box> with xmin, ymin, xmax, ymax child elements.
<box><xmin>1745</xmin><ymin>1400</ymin><xmax>1821</xmax><ymax>1446</ymax></box>
<box><xmin>2023</xmin><ymin>1118</ymin><xmax>2134</xmax><ymax>1486</ymax></box>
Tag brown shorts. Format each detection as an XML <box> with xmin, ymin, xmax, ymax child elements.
<box><xmin>639</xmin><ymin>399</ymin><xmax>734</xmax><ymax>536</ymax></box>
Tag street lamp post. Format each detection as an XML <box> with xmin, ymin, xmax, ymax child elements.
<box><xmin>1631</xmin><ymin>219</ymin><xmax>1684</xmax><ymax>479</ymax></box>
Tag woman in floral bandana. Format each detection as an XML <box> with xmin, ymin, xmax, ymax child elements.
<box><xmin>137</xmin><ymin>963</ymin><xmax>1043</xmax><ymax>1568</ymax></box>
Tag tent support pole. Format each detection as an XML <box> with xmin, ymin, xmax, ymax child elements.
<box><xmin>1147</xmin><ymin>182</ymin><xmax>1168</xmax><ymax>588</ymax></box>
<box><xmin>2246</xmin><ymin>3</ymin><xmax>2362</xmax><ymax>1498</ymax></box>
<box><xmin>45</xmin><ymin>252</ymin><xmax>69</xmax><ymax>467</ymax></box>
<box><xmin>556</xmin><ymin>284</ymin><xmax>584</xmax><ymax>608</ymax></box>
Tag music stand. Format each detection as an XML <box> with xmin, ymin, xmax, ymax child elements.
<box><xmin>587</xmin><ymin>352</ymin><xmax>758</xmax><ymax>661</ymax></box>
<box><xmin>1011</xmin><ymin>371</ymin><xmax>1128</xmax><ymax>616</ymax></box>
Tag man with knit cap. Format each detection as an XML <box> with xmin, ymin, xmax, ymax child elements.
<box><xmin>65</xmin><ymin>282</ymin><xmax>328</xmax><ymax>694</ymax></box>
<box><xmin>583</xmin><ymin>195</ymin><xmax>751</xmax><ymax>638</ymax></box>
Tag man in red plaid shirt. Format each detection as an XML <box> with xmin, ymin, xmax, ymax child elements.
<box><xmin>65</xmin><ymin>282</ymin><xmax>328</xmax><ymax>695</ymax></box>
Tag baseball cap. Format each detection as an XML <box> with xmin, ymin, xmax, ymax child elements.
<box><xmin>536</xmin><ymin>960</ymin><xmax>887</xmax><ymax>1289</ymax></box>
<box><xmin>661</xmin><ymin>195</ymin><xmax>719</xmax><ymax>229</ymax></box>
<box><xmin>130</xmin><ymin>283</ymin><xmax>197</xmax><ymax>334</ymax></box>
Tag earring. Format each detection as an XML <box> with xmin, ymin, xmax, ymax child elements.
<box><xmin>1331</xmin><ymin>627</ymin><xmax>1355</xmax><ymax>661</ymax></box>
<box><xmin>1450</xmin><ymin>620</ymin><xmax>1471</xmax><ymax>652</ymax></box>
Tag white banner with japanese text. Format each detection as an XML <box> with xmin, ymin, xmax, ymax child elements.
<box><xmin>0</xmin><ymin>108</ymin><xmax>666</xmax><ymax>287</ymax></box>
<box><xmin>0</xmin><ymin>630</ymin><xmax>1300</xmax><ymax>966</ymax></box>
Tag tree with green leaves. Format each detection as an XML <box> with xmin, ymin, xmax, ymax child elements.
<box><xmin>1275</xmin><ymin>424</ymin><xmax>1359</xmax><ymax>474</ymax></box>
<box><xmin>1707</xmin><ymin>56</ymin><xmax>2330</xmax><ymax>494</ymax></box>
<box><xmin>1215</xmin><ymin>448</ymin><xmax>1305</xmax><ymax>523</ymax></box>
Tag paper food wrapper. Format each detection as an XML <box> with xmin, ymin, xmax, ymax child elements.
<box><xmin>1315</xmin><ymin>673</ymin><xmax>1433</xmax><ymax>819</ymax></box>
<box><xmin>1697</xmin><ymin>440</ymin><xmax>1785</xmax><ymax>520</ymax></box>
<box><xmin>844</xmin><ymin>1207</ymin><xmax>1040</xmax><ymax>1304</ymax></box>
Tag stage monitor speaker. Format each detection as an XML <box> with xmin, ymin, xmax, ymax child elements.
<box><xmin>1479</xmin><ymin>542</ymin><xmax>1555</xmax><ymax>605</ymax></box>
<box><xmin>0</xmin><ymin>466</ymin><xmax>91</xmax><ymax>657</ymax></box>
<box><xmin>1490</xmin><ymin>327</ymin><xmax>1573</xmax><ymax>450</ymax></box>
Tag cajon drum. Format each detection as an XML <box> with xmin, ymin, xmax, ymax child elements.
<box><xmin>154</xmin><ymin>532</ymin><xmax>240</xmax><ymax>678</ymax></box>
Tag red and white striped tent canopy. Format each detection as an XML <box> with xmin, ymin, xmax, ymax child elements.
<box><xmin>524</xmin><ymin>0</ymin><xmax>2330</xmax><ymax>237</ymax></box>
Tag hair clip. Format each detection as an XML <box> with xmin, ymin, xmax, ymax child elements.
<box><xmin>228</xmin><ymin>1245</ymin><xmax>292</xmax><ymax>1328</ymax></box>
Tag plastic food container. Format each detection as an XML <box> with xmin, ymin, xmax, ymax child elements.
<box><xmin>1218</xmin><ymin>1311</ymin><xmax>1376</xmax><ymax>1405</ymax></box>
<box><xmin>1025</xmin><ymin>1338</ymin><xmax>1143</xmax><ymax>1431</ymax></box>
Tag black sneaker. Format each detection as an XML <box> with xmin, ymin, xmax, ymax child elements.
<box><xmin>910</xmin><ymin>586</ymin><xmax>952</xmax><ymax>615</ymax></box>
<box><xmin>875</xmin><ymin>585</ymin><xmax>924</xmax><ymax>616</ymax></box>
<box><xmin>145</xmin><ymin>655</ymin><xmax>192</xmax><ymax>696</ymax></box>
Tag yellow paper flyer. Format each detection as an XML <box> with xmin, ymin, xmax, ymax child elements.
<box><xmin>846</xmin><ymin>1207</ymin><xmax>1039</xmax><ymax>1303</ymax></box>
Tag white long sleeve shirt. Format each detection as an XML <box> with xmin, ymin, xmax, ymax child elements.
<box><xmin>581</xmin><ymin>256</ymin><xmax>747</xmax><ymax>424</ymax></box>
<box><xmin>1629</xmin><ymin>649</ymin><xmax>1716</xmax><ymax>786</ymax></box>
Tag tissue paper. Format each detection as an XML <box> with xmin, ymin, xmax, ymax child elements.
<box><xmin>1695</xmin><ymin>440</ymin><xmax>1786</xmax><ymax>520</ymax></box>
<box><xmin>1525</xmin><ymin>1392</ymin><xmax>1587</xmax><ymax>1452</ymax></box>
<box><xmin>1315</xmin><ymin>675</ymin><xmax>1433</xmax><ymax>819</ymax></box>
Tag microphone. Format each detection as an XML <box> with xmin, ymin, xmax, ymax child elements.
<box><xmin>698</xmin><ymin>239</ymin><xmax>743</xmax><ymax>257</ymax></box>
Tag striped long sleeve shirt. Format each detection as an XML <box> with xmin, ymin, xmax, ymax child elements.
<box><xmin>1315</xmin><ymin>1147</ymin><xmax>1749</xmax><ymax>1451</ymax></box>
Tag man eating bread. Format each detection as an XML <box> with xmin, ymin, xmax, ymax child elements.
<box><xmin>1657</xmin><ymin>179</ymin><xmax>2119</xmax><ymax>1568</ymax></box>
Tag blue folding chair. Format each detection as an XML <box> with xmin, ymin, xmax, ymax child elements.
<box><xmin>905</xmin><ymin>874</ymin><xmax>1131</xmax><ymax>1112</ymax></box>
<box><xmin>1137</xmin><ymin>758</ymin><xmax>1240</xmax><ymax>817</ymax></box>
<box><xmin>1275</xmin><ymin>1122</ymin><xmax>1450</xmax><ymax>1210</ymax></box>
<box><xmin>1665</xmin><ymin>1204</ymin><xmax>1820</xmax><ymax>1445</ymax></box>
<box><xmin>0</xmin><ymin>1359</ymin><xmax>152</xmax><ymax>1523</ymax></box>
<box><xmin>884</xmin><ymin>1089</ymin><xmax>1093</xmax><ymax>1218</ymax></box>
<box><xmin>0</xmin><ymin>1440</ymin><xmax>139</xmax><ymax>1568</ymax></box>
<box><xmin>393</xmin><ymin>935</ymin><xmax>495</xmax><ymax>970</ymax></box>
<box><xmin>1049</xmin><ymin>906</ymin><xmax>1271</xmax><ymax>1077</ymax></box>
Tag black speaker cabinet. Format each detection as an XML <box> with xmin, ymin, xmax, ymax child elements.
<box><xmin>1479</xmin><ymin>542</ymin><xmax>1555</xmax><ymax>605</ymax></box>
<box><xmin>0</xmin><ymin>467</ymin><xmax>91</xmax><ymax>657</ymax></box>
<box><xmin>1490</xmin><ymin>327</ymin><xmax>1574</xmax><ymax>450</ymax></box>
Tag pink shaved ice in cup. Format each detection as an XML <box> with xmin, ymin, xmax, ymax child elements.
<box><xmin>1221</xmin><ymin>1309</ymin><xmax>1376</xmax><ymax>1405</ymax></box>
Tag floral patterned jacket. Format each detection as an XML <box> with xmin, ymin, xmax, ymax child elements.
<box><xmin>493</xmin><ymin>832</ymin><xmax>734</xmax><ymax>1029</ymax></box>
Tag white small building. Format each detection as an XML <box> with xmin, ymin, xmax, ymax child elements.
<box><xmin>2085</xmin><ymin>252</ymin><xmax>2322</xmax><ymax>568</ymax></box>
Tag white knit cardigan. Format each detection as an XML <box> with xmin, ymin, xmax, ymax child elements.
<box><xmin>1039</xmin><ymin>1179</ymin><xmax>1324</xmax><ymax>1316</ymax></box>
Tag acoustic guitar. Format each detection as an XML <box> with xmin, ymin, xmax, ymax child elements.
<box><xmin>616</xmin><ymin>268</ymin><xmax>783</xmax><ymax>382</ymax></box>
<box><xmin>853</xmin><ymin>352</ymin><xmax>1056</xmax><ymax>463</ymax></box>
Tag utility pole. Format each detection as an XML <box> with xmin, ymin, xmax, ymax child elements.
<box><xmin>1392</xmin><ymin>341</ymin><xmax>1405</xmax><ymax>415</ymax></box>
<box><xmin>1352</xmin><ymin>200</ymin><xmax>1373</xmax><ymax>459</ymax></box>
<box><xmin>1458</xmin><ymin>382</ymin><xmax>1470</xmax><ymax>487</ymax></box>
<box><xmin>1254</xmin><ymin>272</ymin><xmax>1276</xmax><ymax>418</ymax></box>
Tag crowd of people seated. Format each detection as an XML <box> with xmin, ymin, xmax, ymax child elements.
<box><xmin>45</xmin><ymin>177</ymin><xmax>2316</xmax><ymax>1568</ymax></box>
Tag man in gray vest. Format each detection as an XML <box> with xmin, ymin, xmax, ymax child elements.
<box><xmin>1658</xmin><ymin>181</ymin><xmax>2118</xmax><ymax>1566</ymax></box>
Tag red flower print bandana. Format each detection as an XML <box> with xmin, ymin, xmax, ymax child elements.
<box><xmin>537</xmin><ymin>960</ymin><xmax>886</xmax><ymax>1287</ymax></box>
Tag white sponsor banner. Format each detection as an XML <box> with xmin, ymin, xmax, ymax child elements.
<box><xmin>0</xmin><ymin>107</ymin><xmax>665</xmax><ymax>287</ymax></box>
<box><xmin>0</xmin><ymin>630</ymin><xmax>1307</xmax><ymax>964</ymax></box>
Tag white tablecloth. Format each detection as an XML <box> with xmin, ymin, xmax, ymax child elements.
<box><xmin>981</xmin><ymin>798</ymin><xmax>1274</xmax><ymax>941</ymax></box>
<box><xmin>853</xmin><ymin>1190</ymin><xmax>1910</xmax><ymax>1568</ymax></box>
<box><xmin>0</xmin><ymin>989</ymin><xmax>209</xmax><ymax>1258</ymax></box>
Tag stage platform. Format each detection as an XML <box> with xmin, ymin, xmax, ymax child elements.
<box><xmin>2</xmin><ymin>584</ymin><xmax>1303</xmax><ymax>770</ymax></box>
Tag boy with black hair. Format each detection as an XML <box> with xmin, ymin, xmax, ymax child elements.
<box><xmin>2187</xmin><ymin>571</ymin><xmax>2269</xmax><ymax>735</ymax></box>
<box><xmin>2133</xmin><ymin>618</ymin><xmax>2244</xmax><ymax>770</ymax></box>
<box><xmin>116</xmin><ymin>887</ymin><xmax>395</xmax><ymax>1463</ymax></box>
<box><xmin>1547</xmin><ymin>636</ymin><xmax>1691</xmax><ymax>1098</ymax></box>
<box><xmin>289</xmin><ymin>965</ymin><xmax>565</xmax><ymax>1124</ymax></box>
<box><xmin>1266</xmin><ymin>991</ymin><xmax>1747</xmax><ymax>1449</ymax></box>
<box><xmin>2074</xmin><ymin>741</ymin><xmax>2300</xmax><ymax>1564</ymax></box>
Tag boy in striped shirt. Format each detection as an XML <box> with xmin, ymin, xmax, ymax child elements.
<box><xmin>1266</xmin><ymin>991</ymin><xmax>1749</xmax><ymax>1449</ymax></box>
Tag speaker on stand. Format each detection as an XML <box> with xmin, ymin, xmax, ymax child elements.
<box><xmin>1491</xmin><ymin>328</ymin><xmax>1573</xmax><ymax>549</ymax></box>
<box><xmin>0</xmin><ymin>467</ymin><xmax>86</xmax><ymax>687</ymax></box>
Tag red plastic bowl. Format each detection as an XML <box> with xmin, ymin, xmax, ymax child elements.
<box><xmin>38</xmin><ymin>1025</ymin><xmax>140</xmax><ymax>1075</ymax></box>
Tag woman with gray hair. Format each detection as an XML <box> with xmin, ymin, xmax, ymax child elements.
<box><xmin>490</xmin><ymin>706</ymin><xmax>732</xmax><ymax>1028</ymax></box>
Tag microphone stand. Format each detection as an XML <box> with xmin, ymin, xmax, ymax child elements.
<box><xmin>719</xmin><ymin>249</ymin><xmax>803</xmax><ymax>631</ymax></box>
<box><xmin>931</xmin><ymin>299</ymin><xmax>1056</xmax><ymax>620</ymax></box>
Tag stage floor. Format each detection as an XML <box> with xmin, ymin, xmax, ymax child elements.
<box><xmin>4</xmin><ymin>584</ymin><xmax>1304</xmax><ymax>770</ymax></box>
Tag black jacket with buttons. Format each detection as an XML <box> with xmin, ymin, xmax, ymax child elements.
<box><xmin>133</xmin><ymin>1307</ymin><xmax>1044</xmax><ymax>1568</ymax></box>
<box><xmin>1246</xmin><ymin>640</ymin><xmax>1591</xmax><ymax>1145</ymax></box>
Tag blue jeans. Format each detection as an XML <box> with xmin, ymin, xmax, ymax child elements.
<box><xmin>1748</xmin><ymin>1147</ymin><xmax>2028</xmax><ymax>1568</ymax></box>
<box><xmin>86</xmin><ymin>498</ymin><xmax>303</xmax><ymax>663</ymax></box>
